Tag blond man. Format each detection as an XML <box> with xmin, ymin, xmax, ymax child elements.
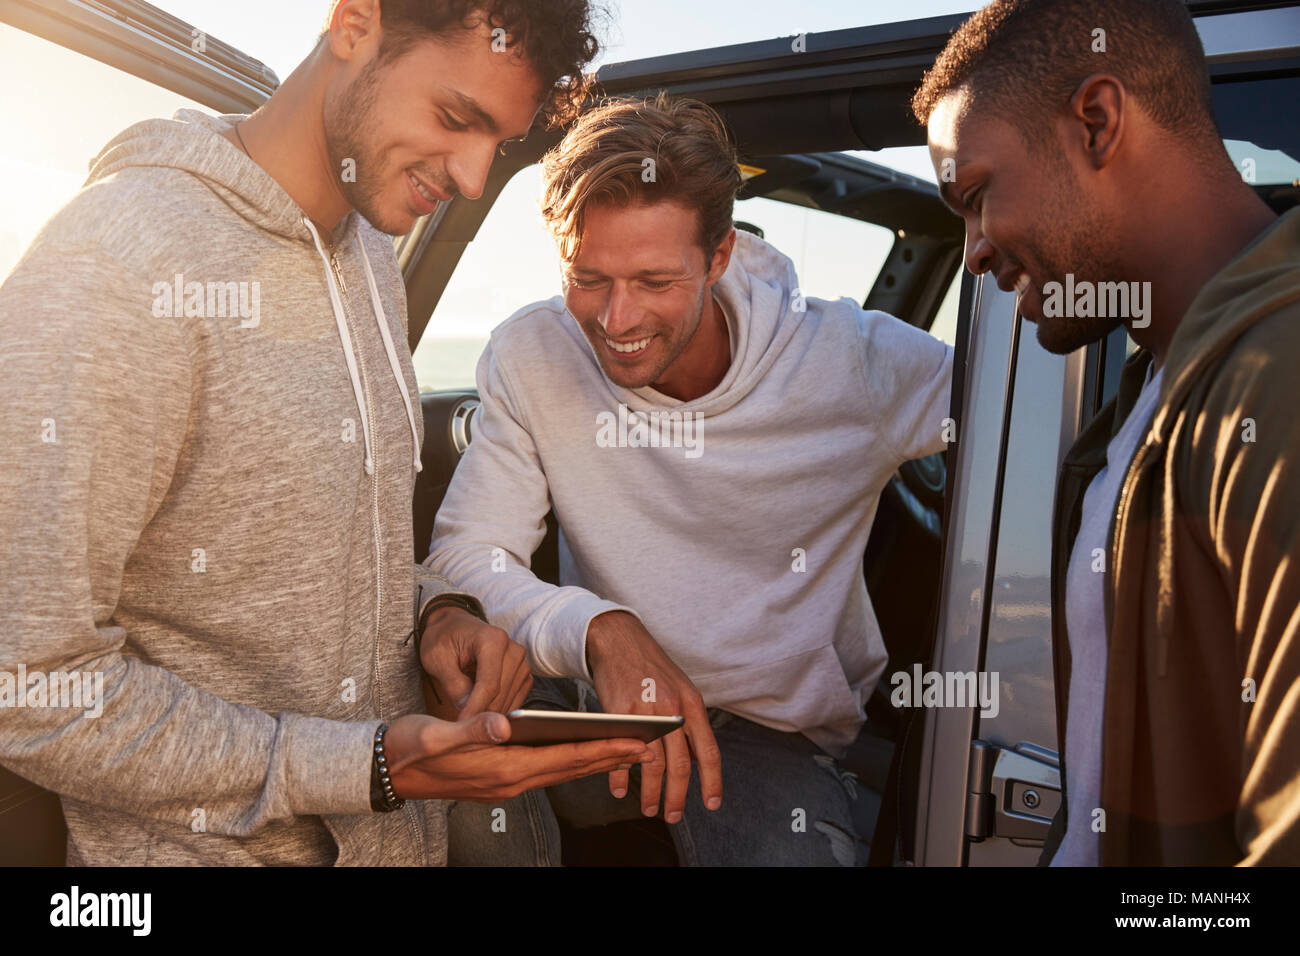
<box><xmin>426</xmin><ymin>94</ymin><xmax>954</xmax><ymax>865</ymax></box>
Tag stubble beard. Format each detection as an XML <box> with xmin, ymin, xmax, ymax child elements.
<box><xmin>1027</xmin><ymin>168</ymin><xmax>1127</xmax><ymax>355</ymax></box>
<box><xmin>1031</xmin><ymin>230</ymin><xmax>1127</xmax><ymax>355</ymax></box>
<box><xmin>594</xmin><ymin>283</ymin><xmax>709</xmax><ymax>390</ymax></box>
<box><xmin>323</xmin><ymin>59</ymin><xmax>400</xmax><ymax>235</ymax></box>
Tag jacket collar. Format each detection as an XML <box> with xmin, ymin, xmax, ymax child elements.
<box><xmin>1061</xmin><ymin>346</ymin><xmax>1155</xmax><ymax>476</ymax></box>
<box><xmin>1154</xmin><ymin>208</ymin><xmax>1300</xmax><ymax>442</ymax></box>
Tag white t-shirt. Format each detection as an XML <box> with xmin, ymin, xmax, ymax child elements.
<box><xmin>1052</xmin><ymin>361</ymin><xmax>1164</xmax><ymax>866</ymax></box>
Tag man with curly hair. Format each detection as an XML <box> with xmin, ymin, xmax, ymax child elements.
<box><xmin>0</xmin><ymin>0</ymin><xmax>646</xmax><ymax>866</ymax></box>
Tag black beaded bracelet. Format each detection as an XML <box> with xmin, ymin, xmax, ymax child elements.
<box><xmin>370</xmin><ymin>723</ymin><xmax>405</xmax><ymax>813</ymax></box>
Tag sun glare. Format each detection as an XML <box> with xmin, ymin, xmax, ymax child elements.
<box><xmin>0</xmin><ymin>23</ymin><xmax>211</xmax><ymax>279</ymax></box>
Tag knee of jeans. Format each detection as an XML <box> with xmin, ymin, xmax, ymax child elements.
<box><xmin>813</xmin><ymin>820</ymin><xmax>860</xmax><ymax>866</ymax></box>
<box><xmin>813</xmin><ymin>753</ymin><xmax>860</xmax><ymax>802</ymax></box>
<box><xmin>812</xmin><ymin>754</ymin><xmax>864</xmax><ymax>867</ymax></box>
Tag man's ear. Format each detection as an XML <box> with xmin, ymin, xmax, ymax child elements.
<box><xmin>706</xmin><ymin>227</ymin><xmax>738</xmax><ymax>285</ymax></box>
<box><xmin>328</xmin><ymin>0</ymin><xmax>383</xmax><ymax>63</ymax></box>
<box><xmin>1067</xmin><ymin>73</ymin><xmax>1127</xmax><ymax>171</ymax></box>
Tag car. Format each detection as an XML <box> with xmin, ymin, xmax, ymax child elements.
<box><xmin>1</xmin><ymin>0</ymin><xmax>1297</xmax><ymax>867</ymax></box>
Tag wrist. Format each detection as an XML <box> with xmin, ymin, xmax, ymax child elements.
<box><xmin>586</xmin><ymin>610</ymin><xmax>636</xmax><ymax>673</ymax></box>
<box><xmin>425</xmin><ymin>603</ymin><xmax>473</xmax><ymax>629</ymax></box>
<box><xmin>419</xmin><ymin>593</ymin><xmax>486</xmax><ymax>632</ymax></box>
<box><xmin>416</xmin><ymin>595</ymin><xmax>486</xmax><ymax>672</ymax></box>
<box><xmin>369</xmin><ymin>723</ymin><xmax>405</xmax><ymax>813</ymax></box>
<box><xmin>419</xmin><ymin>605</ymin><xmax>473</xmax><ymax>662</ymax></box>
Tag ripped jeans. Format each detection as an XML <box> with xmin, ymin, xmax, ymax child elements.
<box><xmin>446</xmin><ymin>676</ymin><xmax>869</xmax><ymax>866</ymax></box>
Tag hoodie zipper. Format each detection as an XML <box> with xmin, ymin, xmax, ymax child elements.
<box><xmin>332</xmin><ymin>251</ymin><xmax>382</xmax><ymax>716</ymax></box>
<box><xmin>331</xmin><ymin>253</ymin><xmax>349</xmax><ymax>296</ymax></box>
<box><xmin>331</xmin><ymin>250</ymin><xmax>425</xmax><ymax>855</ymax></box>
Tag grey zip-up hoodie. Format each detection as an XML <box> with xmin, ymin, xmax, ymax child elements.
<box><xmin>0</xmin><ymin>109</ymin><xmax>466</xmax><ymax>865</ymax></box>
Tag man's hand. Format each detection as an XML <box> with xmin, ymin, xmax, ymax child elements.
<box><xmin>586</xmin><ymin>611</ymin><xmax>722</xmax><ymax>824</ymax></box>
<box><xmin>419</xmin><ymin>605</ymin><xmax>532</xmax><ymax>721</ymax></box>
<box><xmin>385</xmin><ymin>712</ymin><xmax>651</xmax><ymax>802</ymax></box>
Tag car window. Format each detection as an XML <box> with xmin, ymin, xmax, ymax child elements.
<box><xmin>1225</xmin><ymin>139</ymin><xmax>1300</xmax><ymax>185</ymax></box>
<box><xmin>0</xmin><ymin>22</ymin><xmax>213</xmax><ymax>281</ymax></box>
<box><xmin>928</xmin><ymin>268</ymin><xmax>962</xmax><ymax>347</ymax></box>
<box><xmin>413</xmin><ymin>157</ymin><xmax>935</xmax><ymax>390</ymax></box>
<box><xmin>412</xmin><ymin>165</ymin><xmax>559</xmax><ymax>391</ymax></box>
<box><xmin>730</xmin><ymin>196</ymin><xmax>895</xmax><ymax>301</ymax></box>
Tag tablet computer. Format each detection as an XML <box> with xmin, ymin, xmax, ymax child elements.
<box><xmin>506</xmin><ymin>709</ymin><xmax>684</xmax><ymax>746</ymax></box>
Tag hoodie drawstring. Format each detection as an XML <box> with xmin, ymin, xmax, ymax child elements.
<box><xmin>355</xmin><ymin>236</ymin><xmax>423</xmax><ymax>475</ymax></box>
<box><xmin>302</xmin><ymin>218</ymin><xmax>423</xmax><ymax>477</ymax></box>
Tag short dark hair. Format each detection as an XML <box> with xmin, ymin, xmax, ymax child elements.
<box><xmin>912</xmin><ymin>0</ymin><xmax>1221</xmax><ymax>149</ymax></box>
<box><xmin>325</xmin><ymin>1</ymin><xmax>606</xmax><ymax>129</ymax></box>
<box><xmin>538</xmin><ymin>93</ymin><xmax>742</xmax><ymax>262</ymax></box>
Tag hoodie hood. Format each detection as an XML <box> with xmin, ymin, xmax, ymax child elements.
<box><xmin>86</xmin><ymin>108</ymin><xmax>351</xmax><ymax>248</ymax></box>
<box><xmin>83</xmin><ymin>108</ymin><xmax>421</xmax><ymax>476</ymax></box>
<box><xmin>610</xmin><ymin>228</ymin><xmax>808</xmax><ymax>417</ymax></box>
<box><xmin>1158</xmin><ymin>207</ymin><xmax>1300</xmax><ymax>430</ymax></box>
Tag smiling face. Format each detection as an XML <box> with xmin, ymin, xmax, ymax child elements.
<box><xmin>563</xmin><ymin>200</ymin><xmax>732</xmax><ymax>392</ymax></box>
<box><xmin>927</xmin><ymin>87</ymin><xmax>1125</xmax><ymax>353</ymax></box>
<box><xmin>322</xmin><ymin>17</ymin><xmax>543</xmax><ymax>236</ymax></box>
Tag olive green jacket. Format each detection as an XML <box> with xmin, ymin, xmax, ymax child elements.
<box><xmin>1041</xmin><ymin>207</ymin><xmax>1300</xmax><ymax>865</ymax></box>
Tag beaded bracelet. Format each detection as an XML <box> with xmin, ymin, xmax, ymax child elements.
<box><xmin>370</xmin><ymin>723</ymin><xmax>405</xmax><ymax>813</ymax></box>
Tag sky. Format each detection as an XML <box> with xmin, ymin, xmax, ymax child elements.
<box><xmin>159</xmin><ymin>0</ymin><xmax>979</xmax><ymax>82</ymax></box>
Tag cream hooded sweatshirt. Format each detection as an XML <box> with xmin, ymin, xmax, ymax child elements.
<box><xmin>430</xmin><ymin>230</ymin><xmax>953</xmax><ymax>757</ymax></box>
